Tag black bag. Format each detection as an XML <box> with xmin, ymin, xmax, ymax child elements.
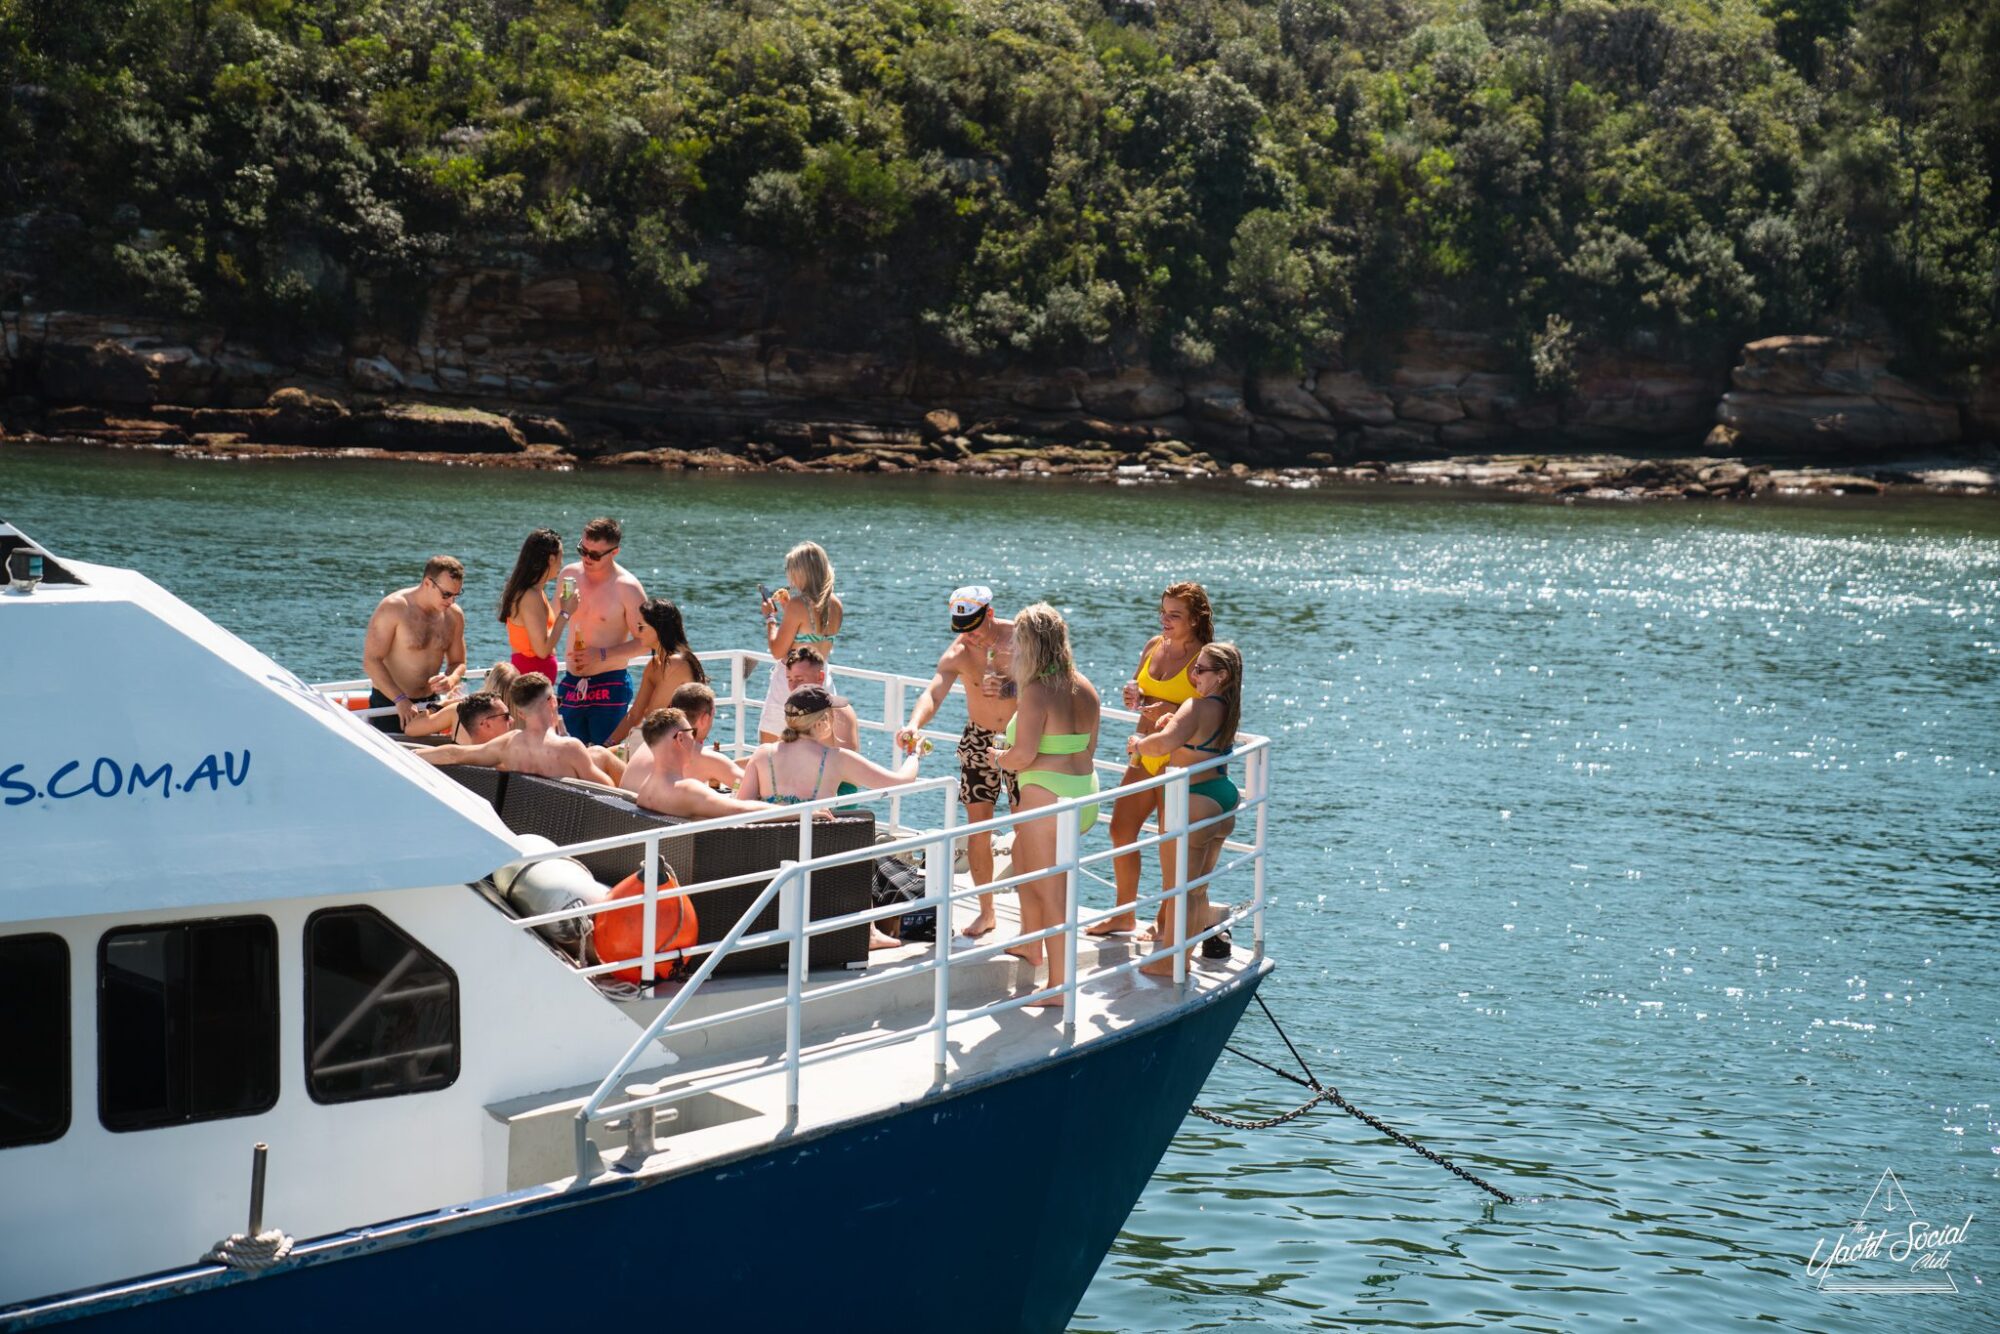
<box><xmin>871</xmin><ymin>853</ymin><xmax>935</xmax><ymax>942</ymax></box>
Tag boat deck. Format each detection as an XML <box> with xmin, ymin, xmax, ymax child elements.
<box><xmin>488</xmin><ymin>870</ymin><xmax>1259</xmax><ymax>1189</ymax></box>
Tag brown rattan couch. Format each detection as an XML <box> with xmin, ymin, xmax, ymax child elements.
<box><xmin>440</xmin><ymin>766</ymin><xmax>875</xmax><ymax>972</ymax></box>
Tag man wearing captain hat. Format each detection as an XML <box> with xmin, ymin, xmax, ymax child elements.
<box><xmin>898</xmin><ymin>585</ymin><xmax>1019</xmax><ymax>938</ymax></box>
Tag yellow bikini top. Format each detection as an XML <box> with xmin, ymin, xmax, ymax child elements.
<box><xmin>1135</xmin><ymin>641</ymin><xmax>1199</xmax><ymax>774</ymax></box>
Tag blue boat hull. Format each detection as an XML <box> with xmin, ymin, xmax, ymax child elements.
<box><xmin>7</xmin><ymin>966</ymin><xmax>1265</xmax><ymax>1334</ymax></box>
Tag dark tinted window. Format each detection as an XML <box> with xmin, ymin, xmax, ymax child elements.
<box><xmin>99</xmin><ymin>918</ymin><xmax>278</xmax><ymax>1132</ymax></box>
<box><xmin>306</xmin><ymin>908</ymin><xmax>458</xmax><ymax>1104</ymax></box>
<box><xmin>0</xmin><ymin>934</ymin><xmax>69</xmax><ymax>1148</ymax></box>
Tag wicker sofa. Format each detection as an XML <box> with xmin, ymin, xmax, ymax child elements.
<box><xmin>439</xmin><ymin>766</ymin><xmax>875</xmax><ymax>972</ymax></box>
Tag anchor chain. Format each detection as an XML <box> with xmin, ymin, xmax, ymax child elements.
<box><xmin>1190</xmin><ymin>995</ymin><xmax>1516</xmax><ymax>1205</ymax></box>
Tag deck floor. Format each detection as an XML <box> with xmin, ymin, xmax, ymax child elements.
<box><xmin>487</xmin><ymin>851</ymin><xmax>1259</xmax><ymax>1189</ymax></box>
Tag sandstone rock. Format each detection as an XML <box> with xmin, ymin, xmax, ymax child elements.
<box><xmin>1717</xmin><ymin>392</ymin><xmax>1960</xmax><ymax>452</ymax></box>
<box><xmin>1730</xmin><ymin>335</ymin><xmax>1891</xmax><ymax>396</ymax></box>
<box><xmin>1704</xmin><ymin>423</ymin><xmax>1741</xmax><ymax>451</ymax></box>
<box><xmin>1440</xmin><ymin>418</ymin><xmax>1515</xmax><ymax>447</ymax></box>
<box><xmin>1251</xmin><ymin>373</ymin><xmax>1332</xmax><ymax>422</ymax></box>
<box><xmin>921</xmin><ymin>408</ymin><xmax>960</xmax><ymax>440</ymax></box>
<box><xmin>1078</xmin><ymin>368</ymin><xmax>1184</xmax><ymax>419</ymax></box>
<box><xmin>1311</xmin><ymin>371</ymin><xmax>1396</xmax><ymax>426</ymax></box>
<box><xmin>1393</xmin><ymin>388</ymin><xmax>1465</xmax><ymax>424</ymax></box>
<box><xmin>1357</xmin><ymin>422</ymin><xmax>1442</xmax><ymax>459</ymax></box>
<box><xmin>509</xmin><ymin>413</ymin><xmax>572</xmax><ymax>447</ymax></box>
<box><xmin>1456</xmin><ymin>372</ymin><xmax>1524</xmax><ymax>422</ymax></box>
<box><xmin>349</xmin><ymin>355</ymin><xmax>406</xmax><ymax>393</ymax></box>
<box><xmin>1563</xmin><ymin>357</ymin><xmax>1720</xmax><ymax>441</ymax></box>
<box><xmin>357</xmin><ymin>403</ymin><xmax>526</xmax><ymax>453</ymax></box>
<box><xmin>1187</xmin><ymin>380</ymin><xmax>1253</xmax><ymax>426</ymax></box>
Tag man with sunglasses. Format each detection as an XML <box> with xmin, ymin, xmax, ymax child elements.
<box><xmin>362</xmin><ymin>554</ymin><xmax>469</xmax><ymax>733</ymax></box>
<box><xmin>554</xmin><ymin>516</ymin><xmax>649</xmax><ymax>745</ymax></box>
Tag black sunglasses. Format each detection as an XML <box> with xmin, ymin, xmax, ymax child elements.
<box><xmin>580</xmin><ymin>544</ymin><xmax>618</xmax><ymax>561</ymax></box>
<box><xmin>429</xmin><ymin>579</ymin><xmax>462</xmax><ymax>602</ymax></box>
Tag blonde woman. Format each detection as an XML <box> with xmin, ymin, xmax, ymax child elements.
<box><xmin>1095</xmin><ymin>581</ymin><xmax>1214</xmax><ymax>937</ymax></box>
<box><xmin>987</xmin><ymin>604</ymin><xmax>1101</xmax><ymax>1000</ymax></box>
<box><xmin>757</xmin><ymin>541</ymin><xmax>843</xmax><ymax>742</ymax></box>
<box><xmin>1127</xmin><ymin>642</ymin><xmax>1243</xmax><ymax>975</ymax></box>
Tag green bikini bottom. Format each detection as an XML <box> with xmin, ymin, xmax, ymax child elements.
<box><xmin>1019</xmin><ymin>769</ymin><xmax>1100</xmax><ymax>835</ymax></box>
<box><xmin>1188</xmin><ymin>774</ymin><xmax>1240</xmax><ymax>813</ymax></box>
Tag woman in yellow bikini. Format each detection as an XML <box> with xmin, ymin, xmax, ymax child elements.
<box><xmin>1094</xmin><ymin>581</ymin><xmax>1213</xmax><ymax>937</ymax></box>
<box><xmin>988</xmin><ymin>604</ymin><xmax>1101</xmax><ymax>1002</ymax></box>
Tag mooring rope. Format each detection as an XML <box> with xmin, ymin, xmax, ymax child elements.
<box><xmin>203</xmin><ymin>1229</ymin><xmax>294</xmax><ymax>1271</ymax></box>
<box><xmin>1190</xmin><ymin>994</ymin><xmax>1516</xmax><ymax>1204</ymax></box>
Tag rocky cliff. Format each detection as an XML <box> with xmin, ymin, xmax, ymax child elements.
<box><xmin>2</xmin><ymin>253</ymin><xmax>1995</xmax><ymax>476</ymax></box>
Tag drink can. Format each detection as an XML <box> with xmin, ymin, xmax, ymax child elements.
<box><xmin>560</xmin><ymin>576</ymin><xmax>576</xmax><ymax>601</ymax></box>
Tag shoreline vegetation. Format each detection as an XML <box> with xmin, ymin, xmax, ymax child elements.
<box><xmin>3</xmin><ymin>1</ymin><xmax>1998</xmax><ymax>494</ymax></box>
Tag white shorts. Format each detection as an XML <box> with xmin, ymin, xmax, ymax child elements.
<box><xmin>758</xmin><ymin>660</ymin><xmax>791</xmax><ymax>737</ymax></box>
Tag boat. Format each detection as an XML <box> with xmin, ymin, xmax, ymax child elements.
<box><xmin>0</xmin><ymin>520</ymin><xmax>1273</xmax><ymax>1332</ymax></box>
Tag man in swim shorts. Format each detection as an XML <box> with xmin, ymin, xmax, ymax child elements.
<box><xmin>554</xmin><ymin>517</ymin><xmax>648</xmax><ymax>745</ymax></box>
<box><xmin>362</xmin><ymin>555</ymin><xmax>468</xmax><ymax>733</ymax></box>
<box><xmin>897</xmin><ymin>585</ymin><xmax>1018</xmax><ymax>937</ymax></box>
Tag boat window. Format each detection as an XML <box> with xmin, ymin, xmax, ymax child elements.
<box><xmin>305</xmin><ymin>907</ymin><xmax>459</xmax><ymax>1104</ymax></box>
<box><xmin>0</xmin><ymin>933</ymin><xmax>69</xmax><ymax>1149</ymax></box>
<box><xmin>98</xmin><ymin>917</ymin><xmax>279</xmax><ymax>1133</ymax></box>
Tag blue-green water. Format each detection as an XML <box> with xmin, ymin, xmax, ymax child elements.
<box><xmin>4</xmin><ymin>446</ymin><xmax>1995</xmax><ymax>1331</ymax></box>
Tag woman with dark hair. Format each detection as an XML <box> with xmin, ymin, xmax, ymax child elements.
<box><xmin>1093</xmin><ymin>581</ymin><xmax>1214</xmax><ymax>937</ymax></box>
<box><xmin>498</xmin><ymin>528</ymin><xmax>575</xmax><ymax>679</ymax></box>
<box><xmin>605</xmin><ymin>598</ymin><xmax>708</xmax><ymax>748</ymax></box>
<box><xmin>1127</xmin><ymin>641</ymin><xmax>1244</xmax><ymax>974</ymax></box>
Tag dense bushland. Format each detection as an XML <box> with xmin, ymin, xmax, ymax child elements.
<box><xmin>3</xmin><ymin>0</ymin><xmax>1995</xmax><ymax>379</ymax></box>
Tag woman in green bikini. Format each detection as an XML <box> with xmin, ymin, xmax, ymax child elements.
<box><xmin>987</xmin><ymin>604</ymin><xmax>1101</xmax><ymax>1000</ymax></box>
<box><xmin>1127</xmin><ymin>642</ymin><xmax>1244</xmax><ymax>976</ymax></box>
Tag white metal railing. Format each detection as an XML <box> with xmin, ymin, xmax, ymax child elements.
<box><xmin>314</xmin><ymin>649</ymin><xmax>1270</xmax><ymax>1178</ymax></box>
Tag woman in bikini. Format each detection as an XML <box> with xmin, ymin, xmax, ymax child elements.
<box><xmin>497</xmin><ymin>528</ymin><xmax>576</xmax><ymax>679</ymax></box>
<box><xmin>758</xmin><ymin>541</ymin><xmax>843</xmax><ymax>742</ymax></box>
<box><xmin>1095</xmin><ymin>581</ymin><xmax>1213</xmax><ymax>937</ymax></box>
<box><xmin>605</xmin><ymin>598</ymin><xmax>707</xmax><ymax>748</ymax></box>
<box><xmin>736</xmin><ymin>685</ymin><xmax>919</xmax><ymax>949</ymax></box>
<box><xmin>1127</xmin><ymin>642</ymin><xmax>1244</xmax><ymax>975</ymax></box>
<box><xmin>987</xmin><ymin>604</ymin><xmax>1101</xmax><ymax>1000</ymax></box>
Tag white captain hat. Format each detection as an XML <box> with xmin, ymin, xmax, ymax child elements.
<box><xmin>950</xmin><ymin>585</ymin><xmax>993</xmax><ymax>632</ymax></box>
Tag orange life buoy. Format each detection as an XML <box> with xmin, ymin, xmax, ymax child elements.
<box><xmin>598</xmin><ymin>870</ymin><xmax>698</xmax><ymax>984</ymax></box>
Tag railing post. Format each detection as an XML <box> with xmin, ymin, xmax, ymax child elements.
<box><xmin>1251</xmin><ymin>747</ymin><xmax>1268</xmax><ymax>957</ymax></box>
<box><xmin>779</xmin><ymin>858</ymin><xmax>803</xmax><ymax>1122</ymax></box>
<box><xmin>732</xmin><ymin>652</ymin><xmax>748</xmax><ymax>755</ymax></box>
<box><xmin>640</xmin><ymin>831</ymin><xmax>660</xmax><ymax>986</ymax></box>
<box><xmin>927</xmin><ymin>824</ymin><xmax>953</xmax><ymax>1086</ymax></box>
<box><xmin>1058</xmin><ymin>803</ymin><xmax>1080</xmax><ymax>1039</ymax></box>
<box><xmin>1165</xmin><ymin>773</ymin><xmax>1190</xmax><ymax>988</ymax></box>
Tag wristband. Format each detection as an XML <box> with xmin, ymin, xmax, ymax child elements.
<box><xmin>394</xmin><ymin>693</ymin><xmax>409</xmax><ymax>704</ymax></box>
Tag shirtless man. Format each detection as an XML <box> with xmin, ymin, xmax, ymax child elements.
<box><xmin>785</xmin><ymin>647</ymin><xmax>860</xmax><ymax>750</ymax></box>
<box><xmin>417</xmin><ymin>673</ymin><xmax>613</xmax><ymax>784</ymax></box>
<box><xmin>555</xmin><ymin>517</ymin><xmax>648</xmax><ymax>746</ymax></box>
<box><xmin>896</xmin><ymin>585</ymin><xmax>1018</xmax><ymax>937</ymax></box>
<box><xmin>362</xmin><ymin>555</ymin><xmax>468</xmax><ymax>733</ymax></box>
<box><xmin>633</xmin><ymin>708</ymin><xmax>776</xmax><ymax>821</ymax></box>
<box><xmin>619</xmin><ymin>682</ymin><xmax>743</xmax><ymax>793</ymax></box>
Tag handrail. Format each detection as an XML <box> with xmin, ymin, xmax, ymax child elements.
<box><xmin>313</xmin><ymin>649</ymin><xmax>1270</xmax><ymax>1180</ymax></box>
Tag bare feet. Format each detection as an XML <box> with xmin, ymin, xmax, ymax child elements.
<box><xmin>961</xmin><ymin>908</ymin><xmax>998</xmax><ymax>938</ymax></box>
<box><xmin>1085</xmin><ymin>914</ymin><xmax>1136</xmax><ymax>937</ymax></box>
<box><xmin>1003</xmin><ymin>943</ymin><xmax>1044</xmax><ymax>966</ymax></box>
<box><xmin>1021</xmin><ymin>992</ymin><xmax>1065</xmax><ymax>1010</ymax></box>
<box><xmin>1137</xmin><ymin>956</ymin><xmax>1178</xmax><ymax>978</ymax></box>
<box><xmin>868</xmin><ymin>926</ymin><xmax>901</xmax><ymax>950</ymax></box>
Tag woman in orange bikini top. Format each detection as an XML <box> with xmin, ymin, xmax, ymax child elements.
<box><xmin>497</xmin><ymin>528</ymin><xmax>575</xmax><ymax>680</ymax></box>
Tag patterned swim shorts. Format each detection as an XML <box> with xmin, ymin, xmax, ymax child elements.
<box><xmin>957</xmin><ymin>722</ymin><xmax>1019</xmax><ymax>810</ymax></box>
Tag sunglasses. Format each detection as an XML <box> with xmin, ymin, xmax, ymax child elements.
<box><xmin>429</xmin><ymin>580</ymin><xmax>462</xmax><ymax>602</ymax></box>
<box><xmin>580</xmin><ymin>545</ymin><xmax>617</xmax><ymax>562</ymax></box>
<box><xmin>1190</xmin><ymin>661</ymin><xmax>1222</xmax><ymax>675</ymax></box>
<box><xmin>657</xmin><ymin>729</ymin><xmax>692</xmax><ymax>744</ymax></box>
